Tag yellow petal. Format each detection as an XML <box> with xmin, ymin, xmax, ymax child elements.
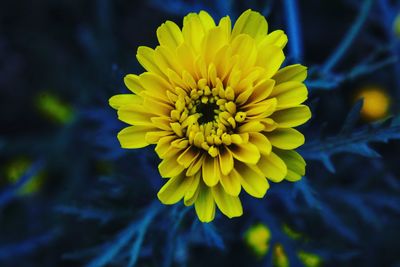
<box><xmin>247</xmin><ymin>79</ymin><xmax>275</xmax><ymax>104</ymax></box>
<box><xmin>156</xmin><ymin>20</ymin><xmax>184</xmax><ymax>50</ymax></box>
<box><xmin>182</xmin><ymin>71</ymin><xmax>197</xmax><ymax>90</ymax></box>
<box><xmin>136</xmin><ymin>46</ymin><xmax>166</xmax><ymax>78</ymax></box>
<box><xmin>257</xmin><ymin>152</ymin><xmax>287</xmax><ymax>182</ymax></box>
<box><xmin>117</xmin><ymin>105</ymin><xmax>152</xmax><ymax>125</ymax></box>
<box><xmin>155</xmin><ymin>135</ymin><xmax>178</xmax><ymax>158</ymax></box>
<box><xmin>167</xmin><ymin>69</ymin><xmax>187</xmax><ymax>89</ymax></box>
<box><xmin>237</xmin><ymin>121</ymin><xmax>265</xmax><ymax>133</ymax></box>
<box><xmin>243</xmin><ymin>98</ymin><xmax>277</xmax><ymax>118</ymax></box>
<box><xmin>273</xmin><ymin>64</ymin><xmax>307</xmax><ymax>84</ymax></box>
<box><xmin>151</xmin><ymin>117</ymin><xmax>172</xmax><ymax>131</ymax></box>
<box><xmin>202</xmin><ymin>155</ymin><xmax>220</xmax><ymax>187</ymax></box>
<box><xmin>260</xmin><ymin>118</ymin><xmax>278</xmax><ymax>132</ymax></box>
<box><xmin>266</xmin><ymin>128</ymin><xmax>305</xmax><ymax>149</ymax></box>
<box><xmin>233</xmin><ymin>163</ymin><xmax>269</xmax><ymax>198</ymax></box>
<box><xmin>218</xmin><ymin>146</ymin><xmax>234</xmax><ymax>175</ymax></box>
<box><xmin>202</xmin><ymin>26</ymin><xmax>229</xmax><ymax>64</ymax></box>
<box><xmin>177</xmin><ymin>146</ymin><xmax>200</xmax><ymax>168</ymax></box>
<box><xmin>183</xmin><ymin>13</ymin><xmax>206</xmax><ymax>53</ymax></box>
<box><xmin>235</xmin><ymin>86</ymin><xmax>254</xmax><ymax>106</ymax></box>
<box><xmin>232</xmin><ymin>9</ymin><xmax>268</xmax><ymax>42</ymax></box>
<box><xmin>231</xmin><ymin>34</ymin><xmax>257</xmax><ymax>71</ymax></box>
<box><xmin>145</xmin><ymin>130</ymin><xmax>173</xmax><ymax>144</ymax></box>
<box><xmin>194</xmin><ymin>56</ymin><xmax>208</xmax><ymax>82</ymax></box>
<box><xmin>259</xmin><ymin>30</ymin><xmax>288</xmax><ymax>49</ymax></box>
<box><xmin>271</xmin><ymin>81</ymin><xmax>308</xmax><ymax>110</ymax></box>
<box><xmin>271</xmin><ymin>105</ymin><xmax>311</xmax><ymax>128</ymax></box>
<box><xmin>218</xmin><ymin>16</ymin><xmax>232</xmax><ymax>39</ymax></box>
<box><xmin>249</xmin><ymin>132</ymin><xmax>272</xmax><ymax>155</ymax></box>
<box><xmin>198</xmin><ymin>10</ymin><xmax>216</xmax><ymax>31</ymax></box>
<box><xmin>109</xmin><ymin>94</ymin><xmax>142</xmax><ymax>110</ymax></box>
<box><xmin>143</xmin><ymin>97</ymin><xmax>172</xmax><ymax>117</ymax></box>
<box><xmin>211</xmin><ymin>184</ymin><xmax>243</xmax><ymax>218</ymax></box>
<box><xmin>274</xmin><ymin>149</ymin><xmax>306</xmax><ymax>182</ymax></box>
<box><xmin>117</xmin><ymin>126</ymin><xmax>152</xmax><ymax>148</ymax></box>
<box><xmin>186</xmin><ymin>154</ymin><xmax>205</xmax><ymax>176</ymax></box>
<box><xmin>158</xmin><ymin>154</ymin><xmax>185</xmax><ymax>178</ymax></box>
<box><xmin>256</xmin><ymin>45</ymin><xmax>285</xmax><ymax>78</ymax></box>
<box><xmin>214</xmin><ymin>45</ymin><xmax>234</xmax><ymax>80</ymax></box>
<box><xmin>124</xmin><ymin>74</ymin><xmax>144</xmax><ymax>94</ymax></box>
<box><xmin>154</xmin><ymin>46</ymin><xmax>184</xmax><ymax>76</ymax></box>
<box><xmin>195</xmin><ymin>182</ymin><xmax>216</xmax><ymax>222</ymax></box>
<box><xmin>157</xmin><ymin>173</ymin><xmax>194</xmax><ymax>204</ymax></box>
<box><xmin>236</xmin><ymin>67</ymin><xmax>261</xmax><ymax>93</ymax></box>
<box><xmin>220</xmin><ymin>172</ymin><xmax>241</xmax><ymax>196</ymax></box>
<box><xmin>139</xmin><ymin>72</ymin><xmax>171</xmax><ymax>99</ymax></box>
<box><xmin>228</xmin><ymin>143</ymin><xmax>260</xmax><ymax>164</ymax></box>
<box><xmin>176</xmin><ymin>43</ymin><xmax>196</xmax><ymax>78</ymax></box>
<box><xmin>184</xmin><ymin>172</ymin><xmax>201</xmax><ymax>206</ymax></box>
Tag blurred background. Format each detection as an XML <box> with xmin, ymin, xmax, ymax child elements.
<box><xmin>1</xmin><ymin>0</ymin><xmax>400</xmax><ymax>266</ymax></box>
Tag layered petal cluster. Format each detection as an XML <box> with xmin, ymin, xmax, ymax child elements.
<box><xmin>110</xmin><ymin>9</ymin><xmax>311</xmax><ymax>222</ymax></box>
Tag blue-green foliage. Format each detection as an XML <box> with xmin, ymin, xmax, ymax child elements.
<box><xmin>1</xmin><ymin>0</ymin><xmax>400</xmax><ymax>267</ymax></box>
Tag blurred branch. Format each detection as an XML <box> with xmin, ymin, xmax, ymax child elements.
<box><xmin>321</xmin><ymin>0</ymin><xmax>373</xmax><ymax>73</ymax></box>
<box><xmin>0</xmin><ymin>160</ymin><xmax>44</xmax><ymax>209</ymax></box>
<box><xmin>54</xmin><ymin>205</ymin><xmax>114</xmax><ymax>225</ymax></box>
<box><xmin>283</xmin><ymin>0</ymin><xmax>303</xmax><ymax>61</ymax></box>
<box><xmin>85</xmin><ymin>201</ymin><xmax>161</xmax><ymax>267</ymax></box>
<box><xmin>307</xmin><ymin>55</ymin><xmax>397</xmax><ymax>90</ymax></box>
<box><xmin>0</xmin><ymin>229</ymin><xmax>60</xmax><ymax>260</ymax></box>
<box><xmin>215</xmin><ymin>0</ymin><xmax>234</xmax><ymax>17</ymax></box>
<box><xmin>162</xmin><ymin>206</ymin><xmax>191</xmax><ymax>267</ymax></box>
<box><xmin>300</xmin><ymin>117</ymin><xmax>400</xmax><ymax>172</ymax></box>
<box><xmin>147</xmin><ymin>0</ymin><xmax>205</xmax><ymax>16</ymax></box>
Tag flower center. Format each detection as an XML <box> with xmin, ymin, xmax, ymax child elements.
<box><xmin>196</xmin><ymin>102</ymin><xmax>218</xmax><ymax>124</ymax></box>
<box><xmin>169</xmin><ymin>77</ymin><xmax>248</xmax><ymax>157</ymax></box>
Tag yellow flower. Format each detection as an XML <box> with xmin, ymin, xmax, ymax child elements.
<box><xmin>110</xmin><ymin>9</ymin><xmax>311</xmax><ymax>222</ymax></box>
<box><xmin>355</xmin><ymin>86</ymin><xmax>390</xmax><ymax>121</ymax></box>
<box><xmin>244</xmin><ymin>223</ymin><xmax>271</xmax><ymax>257</ymax></box>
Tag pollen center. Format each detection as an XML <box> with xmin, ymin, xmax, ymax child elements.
<box><xmin>168</xmin><ymin>76</ymin><xmax>250</xmax><ymax>157</ymax></box>
<box><xmin>196</xmin><ymin>102</ymin><xmax>218</xmax><ymax>124</ymax></box>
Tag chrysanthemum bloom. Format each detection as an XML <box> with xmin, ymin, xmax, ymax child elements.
<box><xmin>110</xmin><ymin>9</ymin><xmax>311</xmax><ymax>222</ymax></box>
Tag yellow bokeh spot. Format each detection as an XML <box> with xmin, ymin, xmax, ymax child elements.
<box><xmin>355</xmin><ymin>86</ymin><xmax>390</xmax><ymax>121</ymax></box>
<box><xmin>298</xmin><ymin>251</ymin><xmax>322</xmax><ymax>267</ymax></box>
<box><xmin>36</xmin><ymin>91</ymin><xmax>74</xmax><ymax>124</ymax></box>
<box><xmin>244</xmin><ymin>223</ymin><xmax>271</xmax><ymax>257</ymax></box>
<box><xmin>5</xmin><ymin>158</ymin><xmax>44</xmax><ymax>195</ymax></box>
<box><xmin>273</xmin><ymin>244</ymin><xmax>290</xmax><ymax>267</ymax></box>
<box><xmin>394</xmin><ymin>13</ymin><xmax>400</xmax><ymax>37</ymax></box>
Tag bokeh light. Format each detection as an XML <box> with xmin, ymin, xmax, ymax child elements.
<box><xmin>244</xmin><ymin>223</ymin><xmax>271</xmax><ymax>257</ymax></box>
<box><xmin>35</xmin><ymin>92</ymin><xmax>74</xmax><ymax>124</ymax></box>
<box><xmin>355</xmin><ymin>86</ymin><xmax>391</xmax><ymax>121</ymax></box>
<box><xmin>5</xmin><ymin>158</ymin><xmax>45</xmax><ymax>195</ymax></box>
<box><xmin>394</xmin><ymin>13</ymin><xmax>400</xmax><ymax>37</ymax></box>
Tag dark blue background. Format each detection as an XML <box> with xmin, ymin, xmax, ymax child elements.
<box><xmin>1</xmin><ymin>0</ymin><xmax>400</xmax><ymax>266</ymax></box>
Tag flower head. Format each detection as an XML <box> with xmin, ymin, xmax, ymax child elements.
<box><xmin>110</xmin><ymin>9</ymin><xmax>311</xmax><ymax>222</ymax></box>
